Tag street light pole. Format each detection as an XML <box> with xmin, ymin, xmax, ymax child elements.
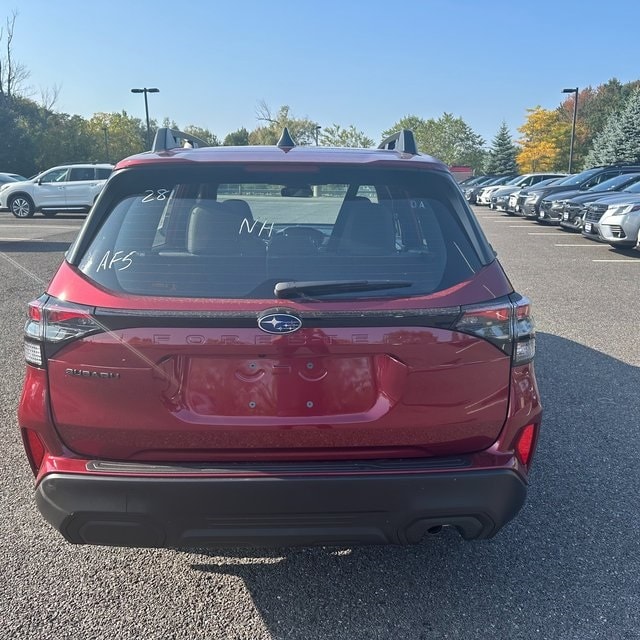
<box><xmin>131</xmin><ymin>87</ymin><xmax>159</xmax><ymax>149</ymax></box>
<box><xmin>314</xmin><ymin>125</ymin><xmax>321</xmax><ymax>146</ymax></box>
<box><xmin>102</xmin><ymin>125</ymin><xmax>109</xmax><ymax>163</ymax></box>
<box><xmin>562</xmin><ymin>87</ymin><xmax>579</xmax><ymax>173</ymax></box>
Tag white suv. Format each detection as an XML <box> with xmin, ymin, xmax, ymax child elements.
<box><xmin>0</xmin><ymin>163</ymin><xmax>113</xmax><ymax>218</ymax></box>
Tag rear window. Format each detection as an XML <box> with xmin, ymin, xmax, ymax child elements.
<box><xmin>74</xmin><ymin>165</ymin><xmax>492</xmax><ymax>299</ymax></box>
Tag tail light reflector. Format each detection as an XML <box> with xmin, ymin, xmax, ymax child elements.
<box><xmin>515</xmin><ymin>424</ymin><xmax>536</xmax><ymax>467</ymax></box>
<box><xmin>22</xmin><ymin>428</ymin><xmax>46</xmax><ymax>475</ymax></box>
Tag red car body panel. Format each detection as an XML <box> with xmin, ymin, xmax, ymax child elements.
<box><xmin>46</xmin><ymin>326</ymin><xmax>511</xmax><ymax>461</ymax></box>
<box><xmin>18</xmin><ymin>134</ymin><xmax>542</xmax><ymax>545</ymax></box>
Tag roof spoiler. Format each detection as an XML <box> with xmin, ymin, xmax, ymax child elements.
<box><xmin>152</xmin><ymin>127</ymin><xmax>209</xmax><ymax>152</ymax></box>
<box><xmin>378</xmin><ymin>129</ymin><xmax>418</xmax><ymax>155</ymax></box>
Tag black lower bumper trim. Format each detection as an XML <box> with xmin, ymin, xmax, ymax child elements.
<box><xmin>36</xmin><ymin>469</ymin><xmax>527</xmax><ymax>548</ymax></box>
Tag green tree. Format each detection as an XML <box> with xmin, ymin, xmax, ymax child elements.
<box><xmin>183</xmin><ymin>125</ymin><xmax>220</xmax><ymax>146</ymax></box>
<box><xmin>87</xmin><ymin>111</ymin><xmax>146</xmax><ymax>164</ymax></box>
<box><xmin>584</xmin><ymin>88</ymin><xmax>640</xmax><ymax>167</ymax></box>
<box><xmin>249</xmin><ymin>102</ymin><xmax>319</xmax><ymax>145</ymax></box>
<box><xmin>224</xmin><ymin>127</ymin><xmax>250</xmax><ymax>146</ymax></box>
<box><xmin>0</xmin><ymin>98</ymin><xmax>35</xmax><ymax>175</ymax></box>
<box><xmin>485</xmin><ymin>121</ymin><xmax>518</xmax><ymax>175</ymax></box>
<box><xmin>383</xmin><ymin>113</ymin><xmax>486</xmax><ymax>171</ymax></box>
<box><xmin>320</xmin><ymin>124</ymin><xmax>374</xmax><ymax>148</ymax></box>
<box><xmin>556</xmin><ymin>79</ymin><xmax>640</xmax><ymax>170</ymax></box>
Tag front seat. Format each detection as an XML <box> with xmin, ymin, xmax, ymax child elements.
<box><xmin>187</xmin><ymin>202</ymin><xmax>265</xmax><ymax>255</ymax></box>
<box><xmin>327</xmin><ymin>200</ymin><xmax>397</xmax><ymax>255</ymax></box>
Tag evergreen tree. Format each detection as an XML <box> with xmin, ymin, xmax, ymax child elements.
<box><xmin>618</xmin><ymin>88</ymin><xmax>640</xmax><ymax>163</ymax></box>
<box><xmin>485</xmin><ymin>121</ymin><xmax>518</xmax><ymax>175</ymax></box>
<box><xmin>584</xmin><ymin>88</ymin><xmax>640</xmax><ymax>167</ymax></box>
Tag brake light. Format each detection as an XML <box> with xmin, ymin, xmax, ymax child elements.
<box><xmin>515</xmin><ymin>423</ymin><xmax>537</xmax><ymax>467</ymax></box>
<box><xmin>24</xmin><ymin>296</ymin><xmax>101</xmax><ymax>367</ymax></box>
<box><xmin>21</xmin><ymin>428</ymin><xmax>46</xmax><ymax>475</ymax></box>
<box><xmin>454</xmin><ymin>295</ymin><xmax>535</xmax><ymax>364</ymax></box>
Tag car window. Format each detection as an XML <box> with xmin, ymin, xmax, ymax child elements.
<box><xmin>39</xmin><ymin>168</ymin><xmax>69</xmax><ymax>183</ymax></box>
<box><xmin>69</xmin><ymin>167</ymin><xmax>96</xmax><ymax>181</ymax></box>
<box><xmin>76</xmin><ymin>166</ymin><xmax>489</xmax><ymax>300</ymax></box>
<box><xmin>96</xmin><ymin>168</ymin><xmax>112</xmax><ymax>180</ymax></box>
<box><xmin>588</xmin><ymin>173</ymin><xmax>640</xmax><ymax>191</ymax></box>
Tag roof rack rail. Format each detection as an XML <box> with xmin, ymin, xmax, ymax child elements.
<box><xmin>152</xmin><ymin>127</ymin><xmax>209</xmax><ymax>152</ymax></box>
<box><xmin>378</xmin><ymin>129</ymin><xmax>418</xmax><ymax>155</ymax></box>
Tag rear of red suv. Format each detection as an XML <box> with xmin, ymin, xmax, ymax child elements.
<box><xmin>18</xmin><ymin>129</ymin><xmax>541</xmax><ymax>548</ymax></box>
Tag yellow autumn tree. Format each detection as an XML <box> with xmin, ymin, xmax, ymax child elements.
<box><xmin>517</xmin><ymin>107</ymin><xmax>570</xmax><ymax>173</ymax></box>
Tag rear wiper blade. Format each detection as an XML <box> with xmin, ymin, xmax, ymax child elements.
<box><xmin>274</xmin><ymin>279</ymin><xmax>412</xmax><ymax>298</ymax></box>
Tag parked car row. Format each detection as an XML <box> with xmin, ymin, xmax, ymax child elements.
<box><xmin>0</xmin><ymin>163</ymin><xmax>113</xmax><ymax>218</ymax></box>
<box><xmin>480</xmin><ymin>165</ymin><xmax>640</xmax><ymax>251</ymax></box>
<box><xmin>460</xmin><ymin>173</ymin><xmax>565</xmax><ymax>209</ymax></box>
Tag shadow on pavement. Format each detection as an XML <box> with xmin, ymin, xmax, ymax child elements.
<box><xmin>0</xmin><ymin>240</ymin><xmax>71</xmax><ymax>253</ymax></box>
<box><xmin>184</xmin><ymin>332</ymin><xmax>639</xmax><ymax>639</ymax></box>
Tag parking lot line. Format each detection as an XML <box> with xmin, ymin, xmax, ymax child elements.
<box><xmin>555</xmin><ymin>243</ymin><xmax>609</xmax><ymax>247</ymax></box>
<box><xmin>592</xmin><ymin>259</ymin><xmax>640</xmax><ymax>262</ymax></box>
<box><xmin>527</xmin><ymin>232</ymin><xmax>566</xmax><ymax>235</ymax></box>
<box><xmin>0</xmin><ymin>237</ymin><xmax>31</xmax><ymax>241</ymax></box>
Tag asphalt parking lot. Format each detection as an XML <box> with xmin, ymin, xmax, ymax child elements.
<box><xmin>0</xmin><ymin>210</ymin><xmax>638</xmax><ymax>640</ymax></box>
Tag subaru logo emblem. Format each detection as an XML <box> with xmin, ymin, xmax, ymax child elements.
<box><xmin>257</xmin><ymin>313</ymin><xmax>302</xmax><ymax>334</ymax></box>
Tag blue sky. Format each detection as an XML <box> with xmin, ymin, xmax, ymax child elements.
<box><xmin>9</xmin><ymin>0</ymin><xmax>640</xmax><ymax>146</ymax></box>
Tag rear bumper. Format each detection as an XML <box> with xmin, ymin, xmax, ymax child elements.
<box><xmin>36</xmin><ymin>466</ymin><xmax>527</xmax><ymax>548</ymax></box>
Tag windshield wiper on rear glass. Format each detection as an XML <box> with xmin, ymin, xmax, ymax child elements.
<box><xmin>274</xmin><ymin>280</ymin><xmax>413</xmax><ymax>299</ymax></box>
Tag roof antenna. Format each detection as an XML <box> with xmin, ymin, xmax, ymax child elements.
<box><xmin>277</xmin><ymin>127</ymin><xmax>296</xmax><ymax>151</ymax></box>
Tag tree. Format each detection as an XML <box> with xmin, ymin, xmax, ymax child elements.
<box><xmin>0</xmin><ymin>99</ymin><xmax>35</xmax><ymax>175</ymax></box>
<box><xmin>224</xmin><ymin>127</ymin><xmax>250</xmax><ymax>146</ymax></box>
<box><xmin>516</xmin><ymin>107</ymin><xmax>569</xmax><ymax>172</ymax></box>
<box><xmin>485</xmin><ymin>121</ymin><xmax>518</xmax><ymax>175</ymax></box>
<box><xmin>183</xmin><ymin>125</ymin><xmax>220</xmax><ymax>146</ymax></box>
<box><xmin>555</xmin><ymin>79</ymin><xmax>640</xmax><ymax>171</ymax></box>
<box><xmin>382</xmin><ymin>113</ymin><xmax>486</xmax><ymax>171</ymax></box>
<box><xmin>320</xmin><ymin>124</ymin><xmax>373</xmax><ymax>148</ymax></box>
<box><xmin>584</xmin><ymin>88</ymin><xmax>640</xmax><ymax>167</ymax></box>
<box><xmin>249</xmin><ymin>102</ymin><xmax>319</xmax><ymax>145</ymax></box>
<box><xmin>87</xmin><ymin>111</ymin><xmax>146</xmax><ymax>164</ymax></box>
<box><xmin>0</xmin><ymin>11</ymin><xmax>29</xmax><ymax>100</ymax></box>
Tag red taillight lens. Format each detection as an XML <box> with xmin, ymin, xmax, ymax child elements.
<box><xmin>21</xmin><ymin>428</ymin><xmax>46</xmax><ymax>475</ymax></box>
<box><xmin>454</xmin><ymin>302</ymin><xmax>513</xmax><ymax>352</ymax></box>
<box><xmin>454</xmin><ymin>296</ymin><xmax>536</xmax><ymax>364</ymax></box>
<box><xmin>24</xmin><ymin>296</ymin><xmax>100</xmax><ymax>367</ymax></box>
<box><xmin>515</xmin><ymin>423</ymin><xmax>536</xmax><ymax>467</ymax></box>
<box><xmin>43</xmin><ymin>300</ymin><xmax>98</xmax><ymax>343</ymax></box>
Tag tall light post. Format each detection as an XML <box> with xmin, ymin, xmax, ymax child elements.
<box><xmin>102</xmin><ymin>125</ymin><xmax>109</xmax><ymax>163</ymax></box>
<box><xmin>562</xmin><ymin>87</ymin><xmax>578</xmax><ymax>173</ymax></box>
<box><xmin>314</xmin><ymin>124</ymin><xmax>321</xmax><ymax>146</ymax></box>
<box><xmin>131</xmin><ymin>87</ymin><xmax>159</xmax><ymax>149</ymax></box>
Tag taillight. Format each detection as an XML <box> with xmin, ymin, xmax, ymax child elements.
<box><xmin>512</xmin><ymin>296</ymin><xmax>535</xmax><ymax>365</ymax></box>
<box><xmin>515</xmin><ymin>423</ymin><xmax>537</xmax><ymax>467</ymax></box>
<box><xmin>21</xmin><ymin>428</ymin><xmax>46</xmax><ymax>475</ymax></box>
<box><xmin>454</xmin><ymin>295</ymin><xmax>535</xmax><ymax>365</ymax></box>
<box><xmin>24</xmin><ymin>295</ymin><xmax>101</xmax><ymax>367</ymax></box>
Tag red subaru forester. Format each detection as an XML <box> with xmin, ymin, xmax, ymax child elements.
<box><xmin>18</xmin><ymin>129</ymin><xmax>541</xmax><ymax>548</ymax></box>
